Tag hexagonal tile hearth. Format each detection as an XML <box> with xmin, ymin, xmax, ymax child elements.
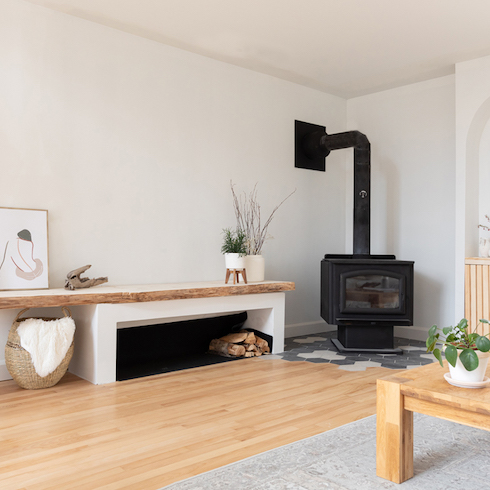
<box><xmin>262</xmin><ymin>330</ymin><xmax>438</xmax><ymax>371</ymax></box>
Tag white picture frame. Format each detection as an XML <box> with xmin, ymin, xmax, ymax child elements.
<box><xmin>0</xmin><ymin>207</ymin><xmax>49</xmax><ymax>290</ymax></box>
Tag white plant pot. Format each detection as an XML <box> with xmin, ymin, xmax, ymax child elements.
<box><xmin>245</xmin><ymin>255</ymin><xmax>265</xmax><ymax>282</ymax></box>
<box><xmin>224</xmin><ymin>253</ymin><xmax>245</xmax><ymax>270</ymax></box>
<box><xmin>448</xmin><ymin>350</ymin><xmax>490</xmax><ymax>383</ymax></box>
<box><xmin>480</xmin><ymin>238</ymin><xmax>490</xmax><ymax>258</ymax></box>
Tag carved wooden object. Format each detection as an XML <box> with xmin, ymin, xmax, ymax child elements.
<box><xmin>64</xmin><ymin>265</ymin><xmax>108</xmax><ymax>290</ymax></box>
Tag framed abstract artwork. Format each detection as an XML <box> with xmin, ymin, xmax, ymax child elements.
<box><xmin>0</xmin><ymin>207</ymin><xmax>49</xmax><ymax>290</ymax></box>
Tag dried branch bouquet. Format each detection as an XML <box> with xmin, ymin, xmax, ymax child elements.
<box><xmin>479</xmin><ymin>215</ymin><xmax>490</xmax><ymax>232</ymax></box>
<box><xmin>231</xmin><ymin>182</ymin><xmax>295</xmax><ymax>255</ymax></box>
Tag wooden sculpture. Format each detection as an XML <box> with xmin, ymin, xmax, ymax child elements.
<box><xmin>64</xmin><ymin>265</ymin><xmax>108</xmax><ymax>290</ymax></box>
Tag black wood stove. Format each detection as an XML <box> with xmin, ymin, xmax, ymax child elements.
<box><xmin>295</xmin><ymin>120</ymin><xmax>414</xmax><ymax>353</ymax></box>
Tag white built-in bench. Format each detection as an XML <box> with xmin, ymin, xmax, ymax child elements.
<box><xmin>0</xmin><ymin>281</ymin><xmax>294</xmax><ymax>385</ymax></box>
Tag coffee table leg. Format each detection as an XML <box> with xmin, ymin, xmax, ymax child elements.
<box><xmin>376</xmin><ymin>378</ymin><xmax>414</xmax><ymax>483</ymax></box>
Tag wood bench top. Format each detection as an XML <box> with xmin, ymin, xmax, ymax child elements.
<box><xmin>379</xmin><ymin>361</ymin><xmax>490</xmax><ymax>415</ymax></box>
<box><xmin>0</xmin><ymin>281</ymin><xmax>295</xmax><ymax>310</ymax></box>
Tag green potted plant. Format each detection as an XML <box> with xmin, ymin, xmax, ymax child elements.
<box><xmin>426</xmin><ymin>318</ymin><xmax>490</xmax><ymax>383</ymax></box>
<box><xmin>221</xmin><ymin>228</ymin><xmax>247</xmax><ymax>269</ymax></box>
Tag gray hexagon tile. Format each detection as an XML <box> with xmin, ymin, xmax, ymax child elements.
<box><xmin>268</xmin><ymin>330</ymin><xmax>439</xmax><ymax>371</ymax></box>
<box><xmin>297</xmin><ymin>350</ymin><xmax>346</xmax><ymax>361</ymax></box>
<box><xmin>337</xmin><ymin>361</ymin><xmax>383</xmax><ymax>371</ymax></box>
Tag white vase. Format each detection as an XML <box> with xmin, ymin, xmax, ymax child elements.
<box><xmin>224</xmin><ymin>253</ymin><xmax>245</xmax><ymax>269</ymax></box>
<box><xmin>448</xmin><ymin>350</ymin><xmax>490</xmax><ymax>383</ymax></box>
<box><xmin>245</xmin><ymin>255</ymin><xmax>265</xmax><ymax>282</ymax></box>
<box><xmin>480</xmin><ymin>238</ymin><xmax>490</xmax><ymax>257</ymax></box>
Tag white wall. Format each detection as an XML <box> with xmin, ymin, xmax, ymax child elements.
<box><xmin>347</xmin><ymin>76</ymin><xmax>456</xmax><ymax>334</ymax></box>
<box><xmin>0</xmin><ymin>0</ymin><xmax>348</xmax><ymax>378</ymax></box>
<box><xmin>1</xmin><ymin>1</ymin><xmax>477</xmax><ymax>383</ymax></box>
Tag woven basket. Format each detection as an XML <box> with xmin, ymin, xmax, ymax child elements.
<box><xmin>5</xmin><ymin>307</ymin><xmax>75</xmax><ymax>390</ymax></box>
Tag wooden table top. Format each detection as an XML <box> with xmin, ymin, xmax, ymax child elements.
<box><xmin>380</xmin><ymin>361</ymin><xmax>490</xmax><ymax>415</ymax></box>
<box><xmin>0</xmin><ymin>280</ymin><xmax>295</xmax><ymax>310</ymax></box>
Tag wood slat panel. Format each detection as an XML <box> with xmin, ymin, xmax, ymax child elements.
<box><xmin>477</xmin><ymin>265</ymin><xmax>483</xmax><ymax>334</ymax></box>
<box><xmin>465</xmin><ymin>263</ymin><xmax>471</xmax><ymax>323</ymax></box>
<box><xmin>483</xmin><ymin>265</ymin><xmax>490</xmax><ymax>335</ymax></box>
<box><xmin>470</xmin><ymin>264</ymin><xmax>477</xmax><ymax>331</ymax></box>
<box><xmin>464</xmin><ymin>259</ymin><xmax>490</xmax><ymax>335</ymax></box>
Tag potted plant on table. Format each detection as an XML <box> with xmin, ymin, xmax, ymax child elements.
<box><xmin>230</xmin><ymin>182</ymin><xmax>295</xmax><ymax>282</ymax></box>
<box><xmin>426</xmin><ymin>318</ymin><xmax>490</xmax><ymax>383</ymax></box>
<box><xmin>221</xmin><ymin>228</ymin><xmax>247</xmax><ymax>270</ymax></box>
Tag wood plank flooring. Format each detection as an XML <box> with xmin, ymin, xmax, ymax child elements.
<box><xmin>0</xmin><ymin>358</ymin><xmax>400</xmax><ymax>490</ymax></box>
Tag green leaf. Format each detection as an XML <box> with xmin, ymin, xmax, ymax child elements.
<box><xmin>442</xmin><ymin>326</ymin><xmax>453</xmax><ymax>335</ymax></box>
<box><xmin>433</xmin><ymin>348</ymin><xmax>443</xmax><ymax>367</ymax></box>
<box><xmin>426</xmin><ymin>336</ymin><xmax>434</xmax><ymax>350</ymax></box>
<box><xmin>480</xmin><ymin>319</ymin><xmax>489</xmax><ymax>324</ymax></box>
<box><xmin>458</xmin><ymin>318</ymin><xmax>468</xmax><ymax>330</ymax></box>
<box><xmin>445</xmin><ymin>344</ymin><xmax>458</xmax><ymax>368</ymax></box>
<box><xmin>459</xmin><ymin>349</ymin><xmax>479</xmax><ymax>371</ymax></box>
<box><xmin>426</xmin><ymin>338</ymin><xmax>438</xmax><ymax>352</ymax></box>
<box><xmin>476</xmin><ymin>335</ymin><xmax>490</xmax><ymax>352</ymax></box>
<box><xmin>428</xmin><ymin>325</ymin><xmax>438</xmax><ymax>337</ymax></box>
<box><xmin>468</xmin><ymin>333</ymin><xmax>479</xmax><ymax>343</ymax></box>
<box><xmin>446</xmin><ymin>334</ymin><xmax>456</xmax><ymax>343</ymax></box>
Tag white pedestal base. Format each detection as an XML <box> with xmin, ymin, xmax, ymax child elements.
<box><xmin>69</xmin><ymin>292</ymin><xmax>286</xmax><ymax>385</ymax></box>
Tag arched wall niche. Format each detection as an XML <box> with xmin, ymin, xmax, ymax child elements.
<box><xmin>465</xmin><ymin>95</ymin><xmax>490</xmax><ymax>257</ymax></box>
<box><xmin>455</xmin><ymin>56</ymin><xmax>490</xmax><ymax>319</ymax></box>
<box><xmin>478</xmin><ymin>117</ymin><xmax>490</xmax><ymax>242</ymax></box>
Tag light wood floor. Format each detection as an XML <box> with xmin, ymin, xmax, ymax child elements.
<box><xmin>0</xmin><ymin>358</ymin><xmax>400</xmax><ymax>490</ymax></box>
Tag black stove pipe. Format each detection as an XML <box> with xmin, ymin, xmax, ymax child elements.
<box><xmin>298</xmin><ymin>125</ymin><xmax>371</xmax><ymax>255</ymax></box>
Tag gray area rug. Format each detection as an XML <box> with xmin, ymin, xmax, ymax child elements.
<box><xmin>162</xmin><ymin>414</ymin><xmax>490</xmax><ymax>489</ymax></box>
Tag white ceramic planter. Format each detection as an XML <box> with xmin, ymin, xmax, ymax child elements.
<box><xmin>224</xmin><ymin>253</ymin><xmax>245</xmax><ymax>269</ymax></box>
<box><xmin>448</xmin><ymin>350</ymin><xmax>490</xmax><ymax>383</ymax></box>
<box><xmin>245</xmin><ymin>255</ymin><xmax>265</xmax><ymax>282</ymax></box>
<box><xmin>480</xmin><ymin>237</ymin><xmax>490</xmax><ymax>257</ymax></box>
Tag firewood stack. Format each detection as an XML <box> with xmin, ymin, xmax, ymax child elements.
<box><xmin>209</xmin><ymin>330</ymin><xmax>270</xmax><ymax>358</ymax></box>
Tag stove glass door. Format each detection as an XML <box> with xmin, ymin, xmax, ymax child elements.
<box><xmin>340</xmin><ymin>270</ymin><xmax>405</xmax><ymax>314</ymax></box>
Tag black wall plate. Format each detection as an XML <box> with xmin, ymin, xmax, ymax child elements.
<box><xmin>294</xmin><ymin>120</ymin><xmax>326</xmax><ymax>171</ymax></box>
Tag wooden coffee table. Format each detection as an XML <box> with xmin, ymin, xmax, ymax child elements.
<box><xmin>376</xmin><ymin>361</ymin><xmax>490</xmax><ymax>483</ymax></box>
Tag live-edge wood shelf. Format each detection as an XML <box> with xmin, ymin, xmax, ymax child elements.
<box><xmin>0</xmin><ymin>280</ymin><xmax>295</xmax><ymax>310</ymax></box>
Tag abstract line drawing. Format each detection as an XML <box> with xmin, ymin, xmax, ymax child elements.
<box><xmin>11</xmin><ymin>229</ymin><xmax>44</xmax><ymax>280</ymax></box>
<box><xmin>0</xmin><ymin>208</ymin><xmax>48</xmax><ymax>290</ymax></box>
<box><xmin>0</xmin><ymin>241</ymin><xmax>8</xmax><ymax>273</ymax></box>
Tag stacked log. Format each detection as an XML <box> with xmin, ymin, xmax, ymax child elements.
<box><xmin>209</xmin><ymin>330</ymin><xmax>270</xmax><ymax>358</ymax></box>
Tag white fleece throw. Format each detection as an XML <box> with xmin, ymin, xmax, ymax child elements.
<box><xmin>17</xmin><ymin>317</ymin><xmax>76</xmax><ymax>378</ymax></box>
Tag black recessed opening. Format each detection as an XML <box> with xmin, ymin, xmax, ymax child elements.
<box><xmin>116</xmin><ymin>312</ymin><xmax>272</xmax><ymax>381</ymax></box>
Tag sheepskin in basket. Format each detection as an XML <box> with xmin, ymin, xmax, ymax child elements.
<box><xmin>5</xmin><ymin>307</ymin><xmax>75</xmax><ymax>389</ymax></box>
